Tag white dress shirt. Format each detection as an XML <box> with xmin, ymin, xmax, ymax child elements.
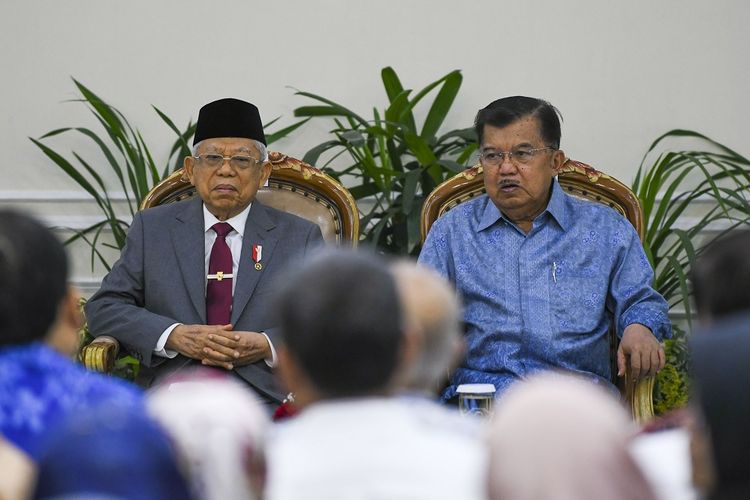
<box><xmin>266</xmin><ymin>397</ymin><xmax>488</xmax><ymax>500</ymax></box>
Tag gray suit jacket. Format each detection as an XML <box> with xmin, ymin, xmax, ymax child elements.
<box><xmin>85</xmin><ymin>197</ymin><xmax>324</xmax><ymax>402</ymax></box>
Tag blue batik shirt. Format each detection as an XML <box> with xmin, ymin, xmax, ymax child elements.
<box><xmin>0</xmin><ymin>342</ymin><xmax>143</xmax><ymax>461</ymax></box>
<box><xmin>418</xmin><ymin>179</ymin><xmax>671</xmax><ymax>401</ymax></box>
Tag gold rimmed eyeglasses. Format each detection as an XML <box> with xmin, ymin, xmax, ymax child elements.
<box><xmin>479</xmin><ymin>147</ymin><xmax>555</xmax><ymax>167</ymax></box>
<box><xmin>193</xmin><ymin>154</ymin><xmax>261</xmax><ymax>170</ymax></box>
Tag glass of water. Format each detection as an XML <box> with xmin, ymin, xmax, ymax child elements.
<box><xmin>457</xmin><ymin>383</ymin><xmax>496</xmax><ymax>417</ymax></box>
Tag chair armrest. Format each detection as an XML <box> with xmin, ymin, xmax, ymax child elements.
<box><xmin>81</xmin><ymin>336</ymin><xmax>120</xmax><ymax>374</ymax></box>
<box><xmin>625</xmin><ymin>369</ymin><xmax>655</xmax><ymax>424</ymax></box>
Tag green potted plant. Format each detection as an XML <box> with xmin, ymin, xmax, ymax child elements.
<box><xmin>30</xmin><ymin>80</ymin><xmax>196</xmax><ymax>272</ymax></box>
<box><xmin>294</xmin><ymin>67</ymin><xmax>477</xmax><ymax>255</ymax></box>
<box><xmin>632</xmin><ymin>129</ymin><xmax>750</xmax><ymax>413</ymax></box>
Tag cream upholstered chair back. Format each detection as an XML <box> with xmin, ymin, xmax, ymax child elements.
<box><xmin>141</xmin><ymin>151</ymin><xmax>359</xmax><ymax>245</ymax></box>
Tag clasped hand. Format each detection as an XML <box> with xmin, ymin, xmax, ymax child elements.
<box><xmin>167</xmin><ymin>324</ymin><xmax>271</xmax><ymax>370</ymax></box>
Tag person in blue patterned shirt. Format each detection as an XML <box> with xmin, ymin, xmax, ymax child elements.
<box><xmin>419</xmin><ymin>96</ymin><xmax>671</xmax><ymax>401</ymax></box>
<box><xmin>0</xmin><ymin>210</ymin><xmax>142</xmax><ymax>464</ymax></box>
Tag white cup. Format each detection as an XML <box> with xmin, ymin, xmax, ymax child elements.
<box><xmin>456</xmin><ymin>383</ymin><xmax>496</xmax><ymax>416</ymax></box>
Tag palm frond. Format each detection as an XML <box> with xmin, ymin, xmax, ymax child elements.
<box><xmin>294</xmin><ymin>67</ymin><xmax>473</xmax><ymax>255</ymax></box>
<box><xmin>636</xmin><ymin>130</ymin><xmax>750</xmax><ymax>413</ymax></box>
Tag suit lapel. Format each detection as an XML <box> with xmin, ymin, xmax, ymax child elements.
<box><xmin>171</xmin><ymin>197</ymin><xmax>207</xmax><ymax>322</ymax></box>
<box><xmin>232</xmin><ymin>202</ymin><xmax>278</xmax><ymax>324</ymax></box>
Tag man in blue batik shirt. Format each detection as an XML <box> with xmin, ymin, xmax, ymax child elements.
<box><xmin>419</xmin><ymin>96</ymin><xmax>671</xmax><ymax>401</ymax></box>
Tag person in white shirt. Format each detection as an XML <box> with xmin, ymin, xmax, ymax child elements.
<box><xmin>266</xmin><ymin>250</ymin><xmax>486</xmax><ymax>500</ymax></box>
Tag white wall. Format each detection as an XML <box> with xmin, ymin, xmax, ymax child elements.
<box><xmin>1</xmin><ymin>0</ymin><xmax>748</xmax><ymax>291</ymax></box>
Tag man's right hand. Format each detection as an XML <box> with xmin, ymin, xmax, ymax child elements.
<box><xmin>166</xmin><ymin>324</ymin><xmax>239</xmax><ymax>370</ymax></box>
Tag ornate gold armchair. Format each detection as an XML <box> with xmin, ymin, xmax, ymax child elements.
<box><xmin>420</xmin><ymin>159</ymin><xmax>655</xmax><ymax>422</ymax></box>
<box><xmin>81</xmin><ymin>152</ymin><xmax>359</xmax><ymax>374</ymax></box>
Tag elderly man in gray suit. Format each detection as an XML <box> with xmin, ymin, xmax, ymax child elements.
<box><xmin>86</xmin><ymin>98</ymin><xmax>324</xmax><ymax>405</ymax></box>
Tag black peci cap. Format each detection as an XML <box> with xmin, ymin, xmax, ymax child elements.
<box><xmin>193</xmin><ymin>98</ymin><xmax>266</xmax><ymax>146</ymax></box>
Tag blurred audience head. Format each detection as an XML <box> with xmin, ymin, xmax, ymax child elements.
<box><xmin>691</xmin><ymin>229</ymin><xmax>750</xmax><ymax>323</ymax></box>
<box><xmin>691</xmin><ymin>316</ymin><xmax>750</xmax><ymax>499</ymax></box>
<box><xmin>274</xmin><ymin>249</ymin><xmax>403</xmax><ymax>404</ymax></box>
<box><xmin>0</xmin><ymin>210</ymin><xmax>79</xmax><ymax>353</ymax></box>
<box><xmin>690</xmin><ymin>229</ymin><xmax>750</xmax><ymax>497</ymax></box>
<box><xmin>147</xmin><ymin>369</ymin><xmax>269</xmax><ymax>500</ymax></box>
<box><xmin>33</xmin><ymin>404</ymin><xmax>191</xmax><ymax>500</ymax></box>
<box><xmin>391</xmin><ymin>260</ymin><xmax>463</xmax><ymax>396</ymax></box>
<box><xmin>486</xmin><ymin>373</ymin><xmax>656</xmax><ymax>500</ymax></box>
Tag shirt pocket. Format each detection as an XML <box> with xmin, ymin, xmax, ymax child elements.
<box><xmin>549</xmin><ymin>259</ymin><xmax>607</xmax><ymax>336</ymax></box>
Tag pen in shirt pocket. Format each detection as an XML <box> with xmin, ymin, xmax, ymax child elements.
<box><xmin>552</xmin><ymin>261</ymin><xmax>558</xmax><ymax>284</ymax></box>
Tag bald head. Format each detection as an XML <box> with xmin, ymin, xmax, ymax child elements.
<box><xmin>391</xmin><ymin>261</ymin><xmax>463</xmax><ymax>395</ymax></box>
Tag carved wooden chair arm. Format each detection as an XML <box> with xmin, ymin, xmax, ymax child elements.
<box><xmin>628</xmin><ymin>371</ymin><xmax>656</xmax><ymax>424</ymax></box>
<box><xmin>80</xmin><ymin>336</ymin><xmax>120</xmax><ymax>374</ymax></box>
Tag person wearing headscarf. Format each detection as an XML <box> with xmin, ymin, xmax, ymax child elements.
<box><xmin>33</xmin><ymin>404</ymin><xmax>191</xmax><ymax>499</ymax></box>
<box><xmin>147</xmin><ymin>368</ymin><xmax>270</xmax><ymax>500</ymax></box>
<box><xmin>486</xmin><ymin>373</ymin><xmax>657</xmax><ymax>500</ymax></box>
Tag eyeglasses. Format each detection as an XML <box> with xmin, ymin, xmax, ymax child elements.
<box><xmin>193</xmin><ymin>154</ymin><xmax>262</xmax><ymax>170</ymax></box>
<box><xmin>479</xmin><ymin>147</ymin><xmax>554</xmax><ymax>167</ymax></box>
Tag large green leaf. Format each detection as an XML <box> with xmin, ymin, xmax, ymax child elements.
<box><xmin>381</xmin><ymin>67</ymin><xmax>417</xmax><ymax>134</ymax></box>
<box><xmin>406</xmin><ymin>201</ymin><xmax>423</xmax><ymax>252</ymax></box>
<box><xmin>293</xmin><ymin>91</ymin><xmax>369</xmax><ymax>127</ymax></box>
<box><xmin>398</xmin><ymin>70</ymin><xmax>461</xmax><ymax>130</ymax></box>
<box><xmin>384</xmin><ymin>90</ymin><xmax>413</xmax><ymax>136</ymax></box>
<box><xmin>293</xmin><ymin>68</ymin><xmax>476</xmax><ymax>254</ymax></box>
<box><xmin>302</xmin><ymin>140</ymin><xmax>341</xmax><ymax>166</ymax></box>
<box><xmin>401</xmin><ymin>169</ymin><xmax>422</xmax><ymax>215</ymax></box>
<box><xmin>402</xmin><ymin>131</ymin><xmax>438</xmax><ymax>167</ymax></box>
<box><xmin>154</xmin><ymin>105</ymin><xmax>195</xmax><ymax>164</ymax></box>
<box><xmin>265</xmin><ymin>118</ymin><xmax>310</xmax><ymax>145</ymax></box>
<box><xmin>381</xmin><ymin>66</ymin><xmax>405</xmax><ymax>103</ymax></box>
<box><xmin>421</xmin><ymin>70</ymin><xmax>462</xmax><ymax>141</ymax></box>
<box><xmin>640</xmin><ymin>129</ymin><xmax>749</xmax><ymax>167</ymax></box>
<box><xmin>31</xmin><ymin>138</ymin><xmax>103</xmax><ymax>203</ymax></box>
<box><xmin>32</xmin><ymin>82</ymin><xmax>202</xmax><ymax>269</ymax></box>
<box><xmin>73</xmin><ymin>79</ymin><xmax>126</xmax><ymax>138</ymax></box>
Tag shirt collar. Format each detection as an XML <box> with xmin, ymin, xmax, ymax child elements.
<box><xmin>477</xmin><ymin>197</ymin><xmax>503</xmax><ymax>232</ymax></box>
<box><xmin>545</xmin><ymin>179</ymin><xmax>571</xmax><ymax>232</ymax></box>
<box><xmin>202</xmin><ymin>203</ymin><xmax>251</xmax><ymax>238</ymax></box>
<box><xmin>476</xmin><ymin>179</ymin><xmax>570</xmax><ymax>232</ymax></box>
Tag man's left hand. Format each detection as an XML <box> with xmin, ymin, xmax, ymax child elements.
<box><xmin>201</xmin><ymin>330</ymin><xmax>272</xmax><ymax>368</ymax></box>
<box><xmin>617</xmin><ymin>324</ymin><xmax>666</xmax><ymax>380</ymax></box>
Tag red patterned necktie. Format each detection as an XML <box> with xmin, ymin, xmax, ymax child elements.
<box><xmin>206</xmin><ymin>222</ymin><xmax>234</xmax><ymax>325</ymax></box>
